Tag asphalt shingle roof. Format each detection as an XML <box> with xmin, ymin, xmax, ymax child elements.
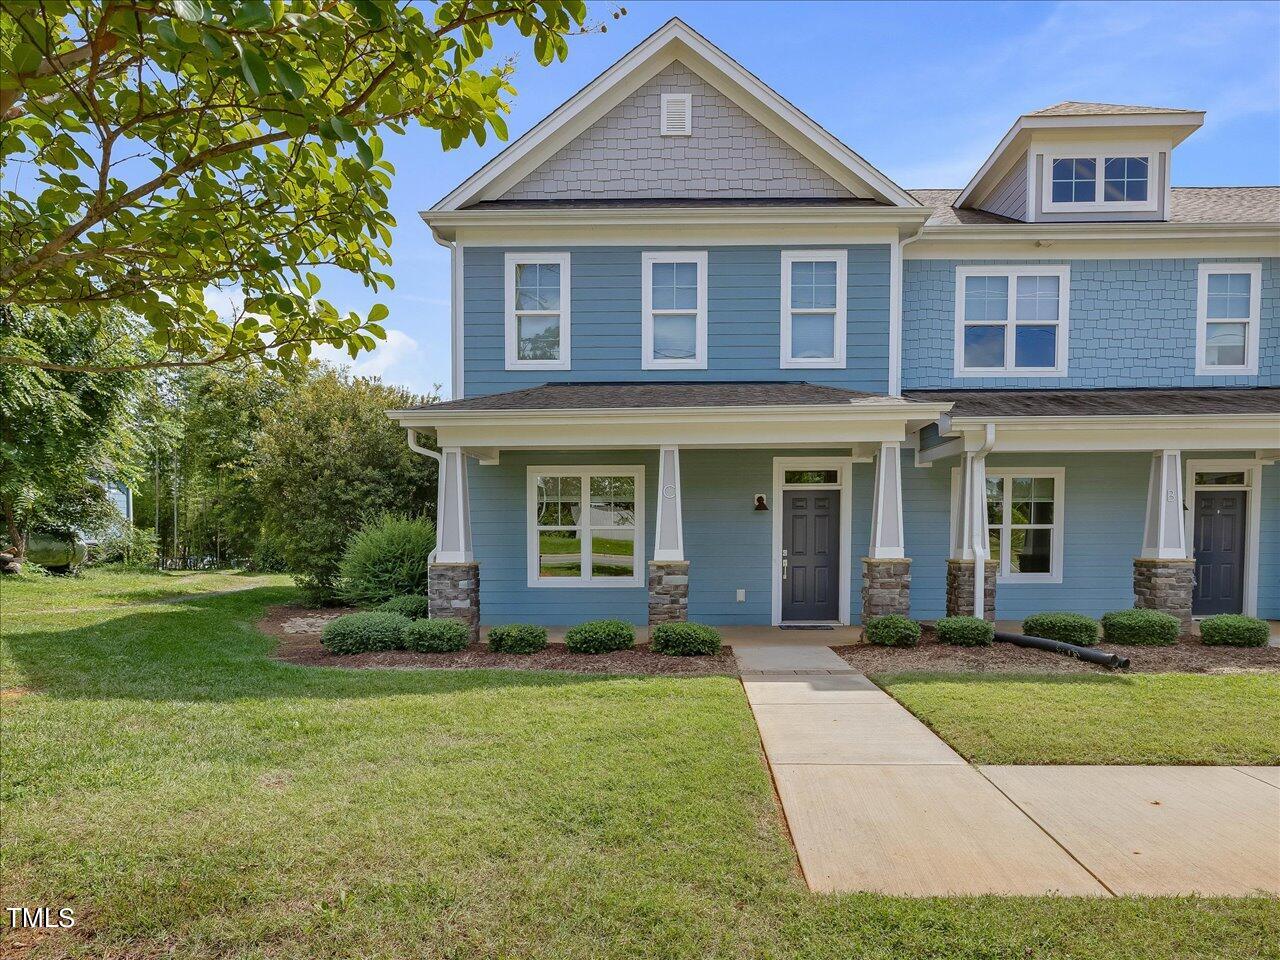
<box><xmin>910</xmin><ymin>186</ymin><xmax>1280</xmax><ymax>226</ymax></box>
<box><xmin>408</xmin><ymin>381</ymin><xmax>910</xmax><ymax>413</ymax></box>
<box><xmin>904</xmin><ymin>388</ymin><xmax>1280</xmax><ymax>419</ymax></box>
<box><xmin>1027</xmin><ymin>101</ymin><xmax>1198</xmax><ymax>117</ymax></box>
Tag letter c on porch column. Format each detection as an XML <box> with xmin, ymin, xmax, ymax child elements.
<box><xmin>868</xmin><ymin>441</ymin><xmax>905</xmax><ymax>559</ymax></box>
<box><xmin>435</xmin><ymin>446</ymin><xmax>474</xmax><ymax>563</ymax></box>
<box><xmin>653</xmin><ymin>446</ymin><xmax>684</xmax><ymax>562</ymax></box>
<box><xmin>1142</xmin><ymin>450</ymin><xmax>1188</xmax><ymax>559</ymax></box>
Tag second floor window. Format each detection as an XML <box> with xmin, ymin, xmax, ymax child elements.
<box><xmin>505</xmin><ymin>253</ymin><xmax>570</xmax><ymax>370</ymax></box>
<box><xmin>1196</xmin><ymin>263</ymin><xmax>1261</xmax><ymax>375</ymax></box>
<box><xmin>955</xmin><ymin>266</ymin><xmax>1070</xmax><ymax>376</ymax></box>
<box><xmin>781</xmin><ymin>250</ymin><xmax>847</xmax><ymax>369</ymax></box>
<box><xmin>642</xmin><ymin>252</ymin><xmax>707</xmax><ymax>369</ymax></box>
<box><xmin>1045</xmin><ymin>151</ymin><xmax>1155</xmax><ymax>211</ymax></box>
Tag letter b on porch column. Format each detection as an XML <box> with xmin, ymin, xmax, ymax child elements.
<box><xmin>649</xmin><ymin>446</ymin><xmax>688</xmax><ymax>624</ymax></box>
<box><xmin>863</xmin><ymin>442</ymin><xmax>910</xmax><ymax>619</ymax></box>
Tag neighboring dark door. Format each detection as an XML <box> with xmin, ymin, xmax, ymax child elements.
<box><xmin>782</xmin><ymin>490</ymin><xmax>841</xmax><ymax>622</ymax></box>
<box><xmin>1193</xmin><ymin>491</ymin><xmax>1246</xmax><ymax>616</ymax></box>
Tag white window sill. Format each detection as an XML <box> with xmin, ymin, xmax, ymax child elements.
<box><xmin>996</xmin><ymin>574</ymin><xmax>1063</xmax><ymax>585</ymax></box>
<box><xmin>1194</xmin><ymin>365</ymin><xmax>1257</xmax><ymax>377</ymax></box>
<box><xmin>527</xmin><ymin>578</ymin><xmax>644</xmax><ymax>589</ymax></box>
<box><xmin>781</xmin><ymin>358</ymin><xmax>844</xmax><ymax>370</ymax></box>
<box><xmin>955</xmin><ymin>368</ymin><xmax>1068</xmax><ymax>378</ymax></box>
<box><xmin>507</xmin><ymin>360</ymin><xmax>571</xmax><ymax>371</ymax></box>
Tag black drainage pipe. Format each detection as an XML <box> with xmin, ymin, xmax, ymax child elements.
<box><xmin>994</xmin><ymin>631</ymin><xmax>1130</xmax><ymax>670</ymax></box>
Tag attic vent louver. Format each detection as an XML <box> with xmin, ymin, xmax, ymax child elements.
<box><xmin>660</xmin><ymin>93</ymin><xmax>692</xmax><ymax>136</ymax></box>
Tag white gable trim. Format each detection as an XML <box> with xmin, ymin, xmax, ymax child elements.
<box><xmin>434</xmin><ymin>19</ymin><xmax>918</xmax><ymax>211</ymax></box>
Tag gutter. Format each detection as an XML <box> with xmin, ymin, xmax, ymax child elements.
<box><xmin>406</xmin><ymin>429</ymin><xmax>442</xmax><ymax>571</ymax></box>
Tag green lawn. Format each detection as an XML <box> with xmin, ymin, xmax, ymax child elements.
<box><xmin>2</xmin><ymin>574</ymin><xmax>1276</xmax><ymax>958</ymax></box>
<box><xmin>878</xmin><ymin>672</ymin><xmax>1280</xmax><ymax>765</ymax></box>
<box><xmin>1</xmin><ymin>567</ymin><xmax>291</xmax><ymax>616</ymax></box>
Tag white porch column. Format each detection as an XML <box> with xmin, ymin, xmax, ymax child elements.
<box><xmin>434</xmin><ymin>446</ymin><xmax>473</xmax><ymax>563</ymax></box>
<box><xmin>1142</xmin><ymin>450</ymin><xmax>1188</xmax><ymax>559</ymax></box>
<box><xmin>653</xmin><ymin>446</ymin><xmax>684</xmax><ymax>562</ymax></box>
<box><xmin>868</xmin><ymin>442</ymin><xmax>905</xmax><ymax>559</ymax></box>
<box><xmin>947</xmin><ymin>451</ymin><xmax>995</xmax><ymax>620</ymax></box>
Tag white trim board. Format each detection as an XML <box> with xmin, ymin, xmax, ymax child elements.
<box><xmin>504</xmin><ymin>252</ymin><xmax>571</xmax><ymax>371</ymax></box>
<box><xmin>1194</xmin><ymin>262</ymin><xmax>1261</xmax><ymax>377</ymax></box>
<box><xmin>770</xmin><ymin>457</ymin><xmax>854</xmax><ymax>626</ymax></box>
<box><xmin>1183</xmin><ymin>458</ymin><xmax>1262</xmax><ymax>617</ymax></box>
<box><xmin>641</xmin><ymin>251</ymin><xmax>708</xmax><ymax>370</ymax></box>
<box><xmin>780</xmin><ymin>249</ymin><xmax>848</xmax><ymax>370</ymax></box>
<box><xmin>953</xmin><ymin>264</ymin><xmax>1070</xmax><ymax>378</ymax></box>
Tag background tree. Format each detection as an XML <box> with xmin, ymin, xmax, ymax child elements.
<box><xmin>0</xmin><ymin>0</ymin><xmax>598</xmax><ymax>374</ymax></box>
<box><xmin>254</xmin><ymin>367</ymin><xmax>437</xmax><ymax>602</ymax></box>
<box><xmin>0</xmin><ymin>306</ymin><xmax>146</xmax><ymax>555</ymax></box>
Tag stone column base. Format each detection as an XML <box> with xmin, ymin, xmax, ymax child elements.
<box><xmin>1133</xmin><ymin>557</ymin><xmax>1195</xmax><ymax>623</ymax></box>
<box><xmin>428</xmin><ymin>562</ymin><xmax>480</xmax><ymax>641</ymax></box>
<box><xmin>648</xmin><ymin>561</ymin><xmax>689</xmax><ymax>625</ymax></box>
<box><xmin>861</xmin><ymin>558</ymin><xmax>911</xmax><ymax>619</ymax></box>
<box><xmin>946</xmin><ymin>559</ymin><xmax>997</xmax><ymax>619</ymax></box>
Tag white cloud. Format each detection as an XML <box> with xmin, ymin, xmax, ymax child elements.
<box><xmin>314</xmin><ymin>327</ymin><xmax>445</xmax><ymax>400</ymax></box>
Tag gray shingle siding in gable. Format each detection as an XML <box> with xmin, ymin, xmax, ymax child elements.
<box><xmin>498</xmin><ymin>62</ymin><xmax>854</xmax><ymax>201</ymax></box>
<box><xmin>976</xmin><ymin>152</ymin><xmax>1027</xmax><ymax>221</ymax></box>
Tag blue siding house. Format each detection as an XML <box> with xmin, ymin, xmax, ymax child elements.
<box><xmin>390</xmin><ymin>19</ymin><xmax>1280</xmax><ymax>636</ymax></box>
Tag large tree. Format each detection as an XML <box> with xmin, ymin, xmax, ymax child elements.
<box><xmin>0</xmin><ymin>0</ymin><xmax>595</xmax><ymax>374</ymax></box>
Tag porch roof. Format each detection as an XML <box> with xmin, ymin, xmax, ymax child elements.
<box><xmin>905</xmin><ymin>387</ymin><xmax>1280</xmax><ymax>419</ymax></box>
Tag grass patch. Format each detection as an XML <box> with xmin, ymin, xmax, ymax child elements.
<box><xmin>877</xmin><ymin>672</ymin><xmax>1280</xmax><ymax>765</ymax></box>
<box><xmin>1</xmin><ymin>572</ymin><xmax>1276</xmax><ymax>958</ymax></box>
<box><xmin>1</xmin><ymin>567</ymin><xmax>291</xmax><ymax>616</ymax></box>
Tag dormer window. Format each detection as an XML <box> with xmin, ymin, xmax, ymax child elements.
<box><xmin>1043</xmin><ymin>149</ymin><xmax>1158</xmax><ymax>212</ymax></box>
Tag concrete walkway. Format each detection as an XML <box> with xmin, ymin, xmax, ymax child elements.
<box><xmin>734</xmin><ymin>635</ymin><xmax>1280</xmax><ymax>897</ymax></box>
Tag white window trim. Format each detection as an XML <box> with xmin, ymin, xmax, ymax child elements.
<box><xmin>1183</xmin><ymin>458</ymin><xmax>1262</xmax><ymax>618</ymax></box>
<box><xmin>504</xmin><ymin>252</ymin><xmax>571</xmax><ymax>371</ymax></box>
<box><xmin>641</xmin><ymin>251</ymin><xmax>708</xmax><ymax>370</ymax></box>
<box><xmin>953</xmin><ymin>265</ymin><xmax>1070</xmax><ymax>377</ymax></box>
<box><xmin>1194</xmin><ymin>262</ymin><xmax>1261</xmax><ymax>376</ymax></box>
<box><xmin>950</xmin><ymin>466</ymin><xmax>1065</xmax><ymax>584</ymax></box>
<box><xmin>1040</xmin><ymin>148</ymin><xmax>1159</xmax><ymax>213</ymax></box>
<box><xmin>770</xmin><ymin>457</ymin><xmax>853</xmax><ymax>625</ymax></box>
<box><xmin>526</xmin><ymin>465</ymin><xmax>645</xmax><ymax>589</ymax></box>
<box><xmin>780</xmin><ymin>249</ymin><xmax>847</xmax><ymax>370</ymax></box>
<box><xmin>660</xmin><ymin>93</ymin><xmax>692</xmax><ymax>136</ymax></box>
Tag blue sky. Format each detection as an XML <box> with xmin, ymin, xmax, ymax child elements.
<box><xmin>313</xmin><ymin>0</ymin><xmax>1280</xmax><ymax>399</ymax></box>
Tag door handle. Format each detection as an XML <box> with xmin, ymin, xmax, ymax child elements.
<box><xmin>782</xmin><ymin>557</ymin><xmax>788</xmax><ymax>581</ymax></box>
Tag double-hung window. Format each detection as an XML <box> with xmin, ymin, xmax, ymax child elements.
<box><xmin>642</xmin><ymin>252</ymin><xmax>707</xmax><ymax>369</ymax></box>
<box><xmin>1196</xmin><ymin>263</ymin><xmax>1261</xmax><ymax>375</ymax></box>
<box><xmin>527</xmin><ymin>466</ymin><xmax>644</xmax><ymax>587</ymax></box>
<box><xmin>1044</xmin><ymin>150</ymin><xmax>1157</xmax><ymax>212</ymax></box>
<box><xmin>955</xmin><ymin>265</ymin><xmax>1069</xmax><ymax>376</ymax></box>
<box><xmin>781</xmin><ymin>250</ymin><xmax>846</xmax><ymax>368</ymax></box>
<box><xmin>505</xmin><ymin>252</ymin><xmax>570</xmax><ymax>370</ymax></box>
<box><xmin>986</xmin><ymin>469</ymin><xmax>1064</xmax><ymax>583</ymax></box>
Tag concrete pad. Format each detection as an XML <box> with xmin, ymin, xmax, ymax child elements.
<box><xmin>752</xmin><ymin>702</ymin><xmax>964</xmax><ymax>765</ymax></box>
<box><xmin>1235</xmin><ymin>767</ymin><xmax>1280</xmax><ymax>788</ymax></box>
<box><xmin>743</xmin><ymin>674</ymin><xmax>884</xmax><ymax>706</ymax></box>
<box><xmin>773</xmin><ymin>764</ymin><xmax>1107</xmax><ymax>895</ymax></box>
<box><xmin>982</xmin><ymin>766</ymin><xmax>1280</xmax><ymax>896</ymax></box>
<box><xmin>732</xmin><ymin>643</ymin><xmax>852</xmax><ymax>673</ymax></box>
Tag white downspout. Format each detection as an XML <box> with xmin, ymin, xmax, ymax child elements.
<box><xmin>970</xmin><ymin>423</ymin><xmax>997</xmax><ymax>619</ymax></box>
<box><xmin>406</xmin><ymin>428</ymin><xmax>443</xmax><ymax>592</ymax></box>
<box><xmin>889</xmin><ymin>221</ymin><xmax>928</xmax><ymax>398</ymax></box>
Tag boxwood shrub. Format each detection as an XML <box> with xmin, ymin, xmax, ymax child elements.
<box><xmin>650</xmin><ymin>622</ymin><xmax>721</xmax><ymax>656</ymax></box>
<box><xmin>936</xmin><ymin>615</ymin><xmax>994</xmax><ymax>647</ymax></box>
<box><xmin>1021</xmin><ymin>612</ymin><xmax>1099</xmax><ymax>647</ymax></box>
<box><xmin>1199</xmin><ymin>614</ymin><xmax>1270</xmax><ymax>648</ymax></box>
<box><xmin>378</xmin><ymin>595</ymin><xmax>432</xmax><ymax>619</ymax></box>
<box><xmin>865</xmin><ymin>614</ymin><xmax>921</xmax><ymax>648</ymax></box>
<box><xmin>403</xmin><ymin>617</ymin><xmax>470</xmax><ymax>653</ymax></box>
<box><xmin>321</xmin><ymin>611</ymin><xmax>411</xmax><ymax>654</ymax></box>
<box><xmin>564</xmin><ymin>619</ymin><xmax>635</xmax><ymax>654</ymax></box>
<box><xmin>487</xmin><ymin>624</ymin><xmax>548</xmax><ymax>654</ymax></box>
<box><xmin>1101</xmin><ymin>608</ymin><xmax>1180</xmax><ymax>646</ymax></box>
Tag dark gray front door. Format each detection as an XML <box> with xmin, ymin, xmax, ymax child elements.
<box><xmin>783</xmin><ymin>490</ymin><xmax>840</xmax><ymax>622</ymax></box>
<box><xmin>1193</xmin><ymin>490</ymin><xmax>1246</xmax><ymax>616</ymax></box>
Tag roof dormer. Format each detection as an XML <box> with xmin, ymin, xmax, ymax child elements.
<box><xmin>957</xmin><ymin>102</ymin><xmax>1204</xmax><ymax>223</ymax></box>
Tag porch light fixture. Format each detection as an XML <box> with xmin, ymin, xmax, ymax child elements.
<box><xmin>754</xmin><ymin>494</ymin><xmax>769</xmax><ymax>511</ymax></box>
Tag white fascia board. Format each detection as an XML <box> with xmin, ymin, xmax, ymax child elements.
<box><xmin>945</xmin><ymin>414</ymin><xmax>1280</xmax><ymax>453</ymax></box>
<box><xmin>430</xmin><ymin>19</ymin><xmax>919</xmax><ymax>213</ymax></box>
<box><xmin>956</xmin><ymin>111</ymin><xmax>1204</xmax><ymax>209</ymax></box>
<box><xmin>906</xmin><ymin>232</ymin><xmax>1280</xmax><ymax>262</ymax></box>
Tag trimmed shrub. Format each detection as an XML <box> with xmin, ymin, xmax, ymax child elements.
<box><xmin>378</xmin><ymin>595</ymin><xmax>432</xmax><ymax>619</ymax></box>
<box><xmin>321</xmin><ymin>611</ymin><xmax>411</xmax><ymax>654</ymax></box>
<box><xmin>564</xmin><ymin>619</ymin><xmax>635</xmax><ymax>654</ymax></box>
<box><xmin>487</xmin><ymin>624</ymin><xmax>549</xmax><ymax>654</ymax></box>
<box><xmin>403</xmin><ymin>617</ymin><xmax>470</xmax><ymax>652</ymax></box>
<box><xmin>1199</xmin><ymin>614</ymin><xmax>1269</xmax><ymax>648</ymax></box>
<box><xmin>1101</xmin><ymin>609</ymin><xmax>1180</xmax><ymax>646</ymax></box>
<box><xmin>1022</xmin><ymin>612</ymin><xmax>1099</xmax><ymax>647</ymax></box>
<box><xmin>865</xmin><ymin>614</ymin><xmax>921</xmax><ymax>648</ymax></box>
<box><xmin>651</xmin><ymin>622</ymin><xmax>722</xmax><ymax>656</ymax></box>
<box><xmin>936</xmin><ymin>616</ymin><xmax>994</xmax><ymax>647</ymax></box>
<box><xmin>337</xmin><ymin>513</ymin><xmax>436</xmax><ymax>606</ymax></box>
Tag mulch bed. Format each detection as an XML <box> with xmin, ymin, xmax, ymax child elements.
<box><xmin>834</xmin><ymin>626</ymin><xmax>1280</xmax><ymax>675</ymax></box>
<box><xmin>259</xmin><ymin>605</ymin><xmax>736</xmax><ymax>676</ymax></box>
